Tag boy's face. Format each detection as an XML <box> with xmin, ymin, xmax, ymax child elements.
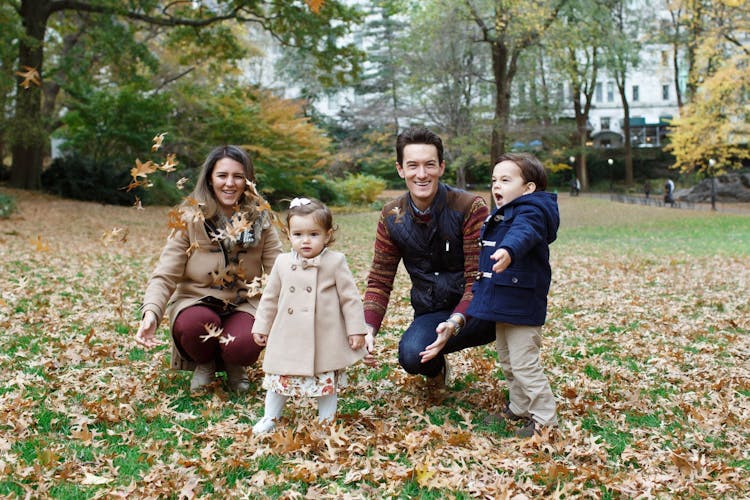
<box><xmin>396</xmin><ymin>143</ymin><xmax>445</xmax><ymax>212</ymax></box>
<box><xmin>491</xmin><ymin>161</ymin><xmax>535</xmax><ymax>209</ymax></box>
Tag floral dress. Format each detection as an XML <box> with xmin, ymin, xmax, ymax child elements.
<box><xmin>262</xmin><ymin>370</ymin><xmax>349</xmax><ymax>397</ymax></box>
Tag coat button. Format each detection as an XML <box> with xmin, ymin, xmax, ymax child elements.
<box><xmin>512</xmin><ymin>277</ymin><xmax>518</xmax><ymax>284</ymax></box>
<box><xmin>290</xmin><ymin>286</ymin><xmax>295</xmax><ymax>292</ymax></box>
<box><xmin>291</xmin><ymin>264</ymin><xmax>297</xmax><ymax>270</ymax></box>
<box><xmin>306</xmin><ymin>286</ymin><xmax>312</xmax><ymax>292</ymax></box>
<box><xmin>287</xmin><ymin>307</ymin><xmax>293</xmax><ymax>314</ymax></box>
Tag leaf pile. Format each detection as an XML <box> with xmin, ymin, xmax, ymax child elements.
<box><xmin>0</xmin><ymin>190</ymin><xmax>748</xmax><ymax>498</ymax></box>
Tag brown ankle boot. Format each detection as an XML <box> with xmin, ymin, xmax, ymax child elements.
<box><xmin>225</xmin><ymin>364</ymin><xmax>250</xmax><ymax>394</ymax></box>
<box><xmin>190</xmin><ymin>361</ymin><xmax>216</xmax><ymax>392</ymax></box>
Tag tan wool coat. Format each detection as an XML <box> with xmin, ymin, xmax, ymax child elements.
<box><xmin>142</xmin><ymin>215</ymin><xmax>283</xmax><ymax>369</ymax></box>
<box><xmin>253</xmin><ymin>250</ymin><xmax>367</xmax><ymax>377</ymax></box>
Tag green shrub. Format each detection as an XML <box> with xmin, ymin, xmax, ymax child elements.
<box><xmin>331</xmin><ymin>174</ymin><xmax>386</xmax><ymax>205</ymax></box>
<box><xmin>304</xmin><ymin>177</ymin><xmax>341</xmax><ymax>205</ymax></box>
<box><xmin>140</xmin><ymin>174</ymin><xmax>187</xmax><ymax>207</ymax></box>
<box><xmin>0</xmin><ymin>193</ymin><xmax>16</xmax><ymax>218</ymax></box>
<box><xmin>42</xmin><ymin>155</ymin><xmax>136</xmax><ymax>205</ymax></box>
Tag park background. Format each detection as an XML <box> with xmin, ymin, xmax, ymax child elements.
<box><xmin>1</xmin><ymin>0</ymin><xmax>750</xmax><ymax>498</ymax></box>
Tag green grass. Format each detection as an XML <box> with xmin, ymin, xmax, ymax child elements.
<box><xmin>1</xmin><ymin>193</ymin><xmax>748</xmax><ymax>497</ymax></box>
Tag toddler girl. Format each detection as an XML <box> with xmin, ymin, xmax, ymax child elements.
<box><xmin>252</xmin><ymin>197</ymin><xmax>366</xmax><ymax>434</ymax></box>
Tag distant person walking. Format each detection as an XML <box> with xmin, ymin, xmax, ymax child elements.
<box><xmin>569</xmin><ymin>177</ymin><xmax>580</xmax><ymax>197</ymax></box>
<box><xmin>664</xmin><ymin>178</ymin><xmax>675</xmax><ymax>206</ymax></box>
<box><xmin>643</xmin><ymin>180</ymin><xmax>651</xmax><ymax>199</ymax></box>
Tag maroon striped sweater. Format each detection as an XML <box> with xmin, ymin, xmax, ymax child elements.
<box><xmin>363</xmin><ymin>192</ymin><xmax>489</xmax><ymax>333</ymax></box>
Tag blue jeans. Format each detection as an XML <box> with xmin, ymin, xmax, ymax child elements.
<box><xmin>398</xmin><ymin>310</ymin><xmax>495</xmax><ymax>377</ymax></box>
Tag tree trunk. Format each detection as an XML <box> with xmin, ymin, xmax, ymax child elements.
<box><xmin>490</xmin><ymin>43</ymin><xmax>511</xmax><ymax>163</ymax></box>
<box><xmin>10</xmin><ymin>0</ymin><xmax>51</xmax><ymax>190</ymax></box>
<box><xmin>620</xmin><ymin>86</ymin><xmax>634</xmax><ymax>186</ymax></box>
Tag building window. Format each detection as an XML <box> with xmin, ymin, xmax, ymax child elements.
<box><xmin>661</xmin><ymin>50</ymin><xmax>669</xmax><ymax>67</ymax></box>
<box><xmin>662</xmin><ymin>84</ymin><xmax>670</xmax><ymax>100</ymax></box>
<box><xmin>632</xmin><ymin>85</ymin><xmax>639</xmax><ymax>102</ymax></box>
<box><xmin>595</xmin><ymin>82</ymin><xmax>603</xmax><ymax>102</ymax></box>
<box><xmin>601</xmin><ymin>117</ymin><xmax>610</xmax><ymax>130</ymax></box>
<box><xmin>607</xmin><ymin>82</ymin><xmax>615</xmax><ymax>102</ymax></box>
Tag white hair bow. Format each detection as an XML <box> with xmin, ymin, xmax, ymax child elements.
<box><xmin>289</xmin><ymin>197</ymin><xmax>312</xmax><ymax>208</ymax></box>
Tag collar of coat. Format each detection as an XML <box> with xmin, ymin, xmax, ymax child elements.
<box><xmin>291</xmin><ymin>247</ymin><xmax>328</xmax><ymax>269</ymax></box>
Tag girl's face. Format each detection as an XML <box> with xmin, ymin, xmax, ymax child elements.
<box><xmin>211</xmin><ymin>158</ymin><xmax>246</xmax><ymax>215</ymax></box>
<box><xmin>491</xmin><ymin>160</ymin><xmax>535</xmax><ymax>208</ymax></box>
<box><xmin>288</xmin><ymin>213</ymin><xmax>332</xmax><ymax>259</ymax></box>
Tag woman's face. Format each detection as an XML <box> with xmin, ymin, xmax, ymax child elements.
<box><xmin>211</xmin><ymin>158</ymin><xmax>246</xmax><ymax>215</ymax></box>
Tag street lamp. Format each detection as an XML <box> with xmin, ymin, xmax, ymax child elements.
<box><xmin>607</xmin><ymin>158</ymin><xmax>614</xmax><ymax>192</ymax></box>
<box><xmin>709</xmin><ymin>158</ymin><xmax>717</xmax><ymax>211</ymax></box>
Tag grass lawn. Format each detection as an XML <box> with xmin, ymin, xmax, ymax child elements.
<box><xmin>0</xmin><ymin>188</ymin><xmax>748</xmax><ymax>498</ymax></box>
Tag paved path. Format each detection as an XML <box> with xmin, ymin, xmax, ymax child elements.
<box><xmin>579</xmin><ymin>192</ymin><xmax>750</xmax><ymax>215</ymax></box>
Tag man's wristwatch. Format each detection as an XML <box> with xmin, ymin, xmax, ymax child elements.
<box><xmin>445</xmin><ymin>314</ymin><xmax>465</xmax><ymax>336</ymax></box>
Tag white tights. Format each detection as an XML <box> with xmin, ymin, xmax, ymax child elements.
<box><xmin>253</xmin><ymin>390</ymin><xmax>338</xmax><ymax>434</ymax></box>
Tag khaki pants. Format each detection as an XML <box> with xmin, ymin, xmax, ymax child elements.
<box><xmin>495</xmin><ymin>323</ymin><xmax>558</xmax><ymax>427</ymax></box>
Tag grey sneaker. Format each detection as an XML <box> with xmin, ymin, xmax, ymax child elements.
<box><xmin>190</xmin><ymin>361</ymin><xmax>216</xmax><ymax>392</ymax></box>
<box><xmin>515</xmin><ymin>419</ymin><xmax>542</xmax><ymax>438</ymax></box>
<box><xmin>483</xmin><ymin>402</ymin><xmax>526</xmax><ymax>426</ymax></box>
<box><xmin>225</xmin><ymin>364</ymin><xmax>250</xmax><ymax>394</ymax></box>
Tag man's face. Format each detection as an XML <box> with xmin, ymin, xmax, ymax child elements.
<box><xmin>396</xmin><ymin>143</ymin><xmax>445</xmax><ymax>211</ymax></box>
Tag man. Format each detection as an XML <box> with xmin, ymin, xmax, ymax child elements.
<box><xmin>363</xmin><ymin>127</ymin><xmax>495</xmax><ymax>384</ymax></box>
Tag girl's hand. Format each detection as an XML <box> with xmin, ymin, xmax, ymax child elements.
<box><xmin>362</xmin><ymin>328</ymin><xmax>378</xmax><ymax>368</ymax></box>
<box><xmin>490</xmin><ymin>248</ymin><xmax>511</xmax><ymax>273</ymax></box>
<box><xmin>135</xmin><ymin>311</ymin><xmax>164</xmax><ymax>349</ymax></box>
<box><xmin>349</xmin><ymin>334</ymin><xmax>365</xmax><ymax>350</ymax></box>
<box><xmin>253</xmin><ymin>333</ymin><xmax>267</xmax><ymax>346</ymax></box>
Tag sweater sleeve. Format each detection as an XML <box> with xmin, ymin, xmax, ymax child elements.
<box><xmin>453</xmin><ymin>196</ymin><xmax>489</xmax><ymax>317</ymax></box>
<box><xmin>363</xmin><ymin>210</ymin><xmax>401</xmax><ymax>334</ymax></box>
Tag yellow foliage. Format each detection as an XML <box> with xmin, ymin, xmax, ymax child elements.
<box><xmin>666</xmin><ymin>54</ymin><xmax>750</xmax><ymax>173</ymax></box>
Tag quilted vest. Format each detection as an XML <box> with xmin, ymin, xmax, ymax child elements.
<box><xmin>384</xmin><ymin>184</ymin><xmax>473</xmax><ymax>315</ymax></box>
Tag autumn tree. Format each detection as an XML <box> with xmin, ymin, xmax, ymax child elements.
<box><xmin>399</xmin><ymin>0</ymin><xmax>492</xmax><ymax>188</ymax></box>
<box><xmin>602</xmin><ymin>0</ymin><xmax>643</xmax><ymax>186</ymax></box>
<box><xmin>666</xmin><ymin>0</ymin><xmax>750</xmax><ymax>174</ymax></box>
<box><xmin>463</xmin><ymin>0</ymin><xmax>567</xmax><ymax>163</ymax></box>
<box><xmin>5</xmin><ymin>0</ymin><xmax>362</xmax><ymax>190</ymax></box>
<box><xmin>541</xmin><ymin>0</ymin><xmax>613</xmax><ymax>190</ymax></box>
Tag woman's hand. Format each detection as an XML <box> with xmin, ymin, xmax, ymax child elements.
<box><xmin>253</xmin><ymin>333</ymin><xmax>268</xmax><ymax>346</ymax></box>
<box><xmin>135</xmin><ymin>311</ymin><xmax>164</xmax><ymax>349</ymax></box>
<box><xmin>349</xmin><ymin>334</ymin><xmax>365</xmax><ymax>350</ymax></box>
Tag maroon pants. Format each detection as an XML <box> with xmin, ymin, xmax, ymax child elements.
<box><xmin>172</xmin><ymin>305</ymin><xmax>263</xmax><ymax>366</ymax></box>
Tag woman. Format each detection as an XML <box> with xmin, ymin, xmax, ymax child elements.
<box><xmin>135</xmin><ymin>145</ymin><xmax>283</xmax><ymax>393</ymax></box>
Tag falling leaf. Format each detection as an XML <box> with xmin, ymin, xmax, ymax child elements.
<box><xmin>30</xmin><ymin>234</ymin><xmax>49</xmax><ymax>252</ymax></box>
<box><xmin>176</xmin><ymin>177</ymin><xmax>190</xmax><ymax>190</ymax></box>
<box><xmin>199</xmin><ymin>323</ymin><xmax>224</xmax><ymax>343</ymax></box>
<box><xmin>160</xmin><ymin>153</ymin><xmax>178</xmax><ymax>172</ymax></box>
<box><xmin>101</xmin><ymin>227</ymin><xmax>128</xmax><ymax>246</ymax></box>
<box><xmin>15</xmin><ymin>66</ymin><xmax>41</xmax><ymax>89</ymax></box>
<box><xmin>130</xmin><ymin>158</ymin><xmax>157</xmax><ymax>180</ymax></box>
<box><xmin>151</xmin><ymin>132</ymin><xmax>167</xmax><ymax>152</ymax></box>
